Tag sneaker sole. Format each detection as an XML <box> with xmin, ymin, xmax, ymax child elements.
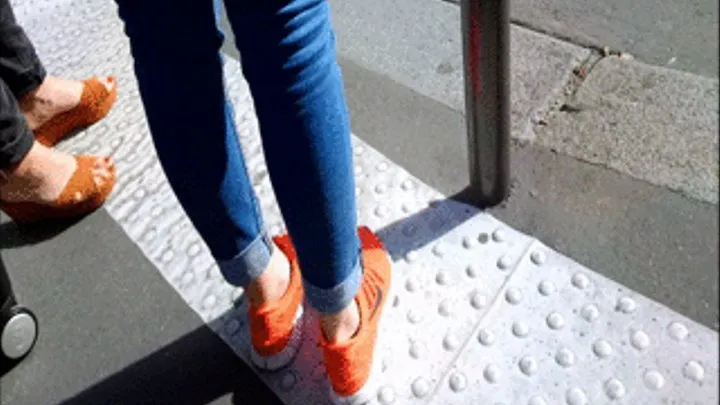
<box><xmin>329</xmin><ymin>253</ymin><xmax>393</xmax><ymax>405</ymax></box>
<box><xmin>250</xmin><ymin>305</ymin><xmax>304</xmax><ymax>372</ymax></box>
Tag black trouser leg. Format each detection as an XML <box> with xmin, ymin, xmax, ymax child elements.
<box><xmin>0</xmin><ymin>76</ymin><xmax>33</xmax><ymax>170</ymax></box>
<box><xmin>0</xmin><ymin>0</ymin><xmax>43</xmax><ymax>169</ymax></box>
<box><xmin>0</xmin><ymin>0</ymin><xmax>46</xmax><ymax>99</ymax></box>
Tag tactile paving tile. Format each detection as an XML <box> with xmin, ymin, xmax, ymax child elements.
<box><xmin>11</xmin><ymin>1</ymin><xmax>719</xmax><ymax>404</ymax></box>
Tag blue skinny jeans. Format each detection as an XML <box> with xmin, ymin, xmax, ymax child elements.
<box><xmin>114</xmin><ymin>0</ymin><xmax>361</xmax><ymax>314</ymax></box>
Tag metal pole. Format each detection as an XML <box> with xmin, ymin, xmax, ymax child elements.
<box><xmin>461</xmin><ymin>0</ymin><xmax>510</xmax><ymax>207</ymax></box>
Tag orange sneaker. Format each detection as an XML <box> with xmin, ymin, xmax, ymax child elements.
<box><xmin>322</xmin><ymin>226</ymin><xmax>392</xmax><ymax>404</ymax></box>
<box><xmin>248</xmin><ymin>234</ymin><xmax>305</xmax><ymax>371</ymax></box>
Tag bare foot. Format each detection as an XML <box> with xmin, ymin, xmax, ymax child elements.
<box><xmin>0</xmin><ymin>141</ymin><xmax>114</xmax><ymax>204</ymax></box>
<box><xmin>20</xmin><ymin>76</ymin><xmax>115</xmax><ymax>130</ymax></box>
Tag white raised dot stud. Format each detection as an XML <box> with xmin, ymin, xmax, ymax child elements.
<box><xmin>668</xmin><ymin>322</ymin><xmax>689</xmax><ymax>341</ymax></box>
<box><xmin>528</xmin><ymin>396</ymin><xmax>547</xmax><ymax>405</ymax></box>
<box><xmin>580</xmin><ymin>304</ymin><xmax>600</xmax><ymax>322</ymax></box>
<box><xmin>497</xmin><ymin>255</ymin><xmax>512</xmax><ymax>270</ymax></box>
<box><xmin>411</xmin><ymin>377</ymin><xmax>430</xmax><ymax>398</ymax></box>
<box><xmin>593</xmin><ymin>340</ymin><xmax>613</xmax><ymax>358</ymax></box>
<box><xmin>530</xmin><ymin>251</ymin><xmax>545</xmax><ymax>265</ymax></box>
<box><xmin>470</xmin><ymin>291</ymin><xmax>488</xmax><ymax>310</ymax></box>
<box><xmin>643</xmin><ymin>370</ymin><xmax>665</xmax><ymax>390</ymax></box>
<box><xmin>604</xmin><ymin>378</ymin><xmax>626</xmax><ymax>400</ymax></box>
<box><xmin>506</xmin><ymin>288</ymin><xmax>523</xmax><ymax>304</ymax></box>
<box><xmin>377</xmin><ymin>386</ymin><xmax>396</xmax><ymax>404</ymax></box>
<box><xmin>513</xmin><ymin>322</ymin><xmax>530</xmax><ymax>338</ymax></box>
<box><xmin>409</xmin><ymin>341</ymin><xmax>426</xmax><ymax>359</ymax></box>
<box><xmin>616</xmin><ymin>297</ymin><xmax>637</xmax><ymax>314</ymax></box>
<box><xmin>449</xmin><ymin>372</ymin><xmax>468</xmax><ymax>392</ymax></box>
<box><xmin>483</xmin><ymin>364</ymin><xmax>501</xmax><ymax>383</ymax></box>
<box><xmin>555</xmin><ymin>348</ymin><xmax>575</xmax><ymax>367</ymax></box>
<box><xmin>466</xmin><ymin>264</ymin><xmax>480</xmax><ymax>278</ymax></box>
<box><xmin>519</xmin><ymin>356</ymin><xmax>538</xmax><ymax>376</ymax></box>
<box><xmin>478</xmin><ymin>329</ymin><xmax>495</xmax><ymax>346</ymax></box>
<box><xmin>492</xmin><ymin>228</ymin><xmax>506</xmax><ymax>242</ymax></box>
<box><xmin>631</xmin><ymin>329</ymin><xmax>650</xmax><ymax>350</ymax></box>
<box><xmin>566</xmin><ymin>388</ymin><xmax>588</xmax><ymax>405</ymax></box>
<box><xmin>438</xmin><ymin>300</ymin><xmax>452</xmax><ymax>317</ymax></box>
<box><xmin>571</xmin><ymin>273</ymin><xmax>590</xmax><ymax>289</ymax></box>
<box><xmin>683</xmin><ymin>360</ymin><xmax>705</xmax><ymax>382</ymax></box>
<box><xmin>547</xmin><ymin>312</ymin><xmax>566</xmax><ymax>330</ymax></box>
<box><xmin>538</xmin><ymin>280</ymin><xmax>555</xmax><ymax>296</ymax></box>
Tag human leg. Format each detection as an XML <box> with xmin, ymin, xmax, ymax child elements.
<box><xmin>224</xmin><ymin>0</ymin><xmax>390</xmax><ymax>401</ymax></box>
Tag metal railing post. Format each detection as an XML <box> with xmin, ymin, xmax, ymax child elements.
<box><xmin>461</xmin><ymin>0</ymin><xmax>510</xmax><ymax>207</ymax></box>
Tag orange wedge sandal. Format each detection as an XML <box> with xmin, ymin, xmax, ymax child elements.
<box><xmin>0</xmin><ymin>155</ymin><xmax>116</xmax><ymax>225</ymax></box>
<box><xmin>33</xmin><ymin>77</ymin><xmax>117</xmax><ymax>147</ymax></box>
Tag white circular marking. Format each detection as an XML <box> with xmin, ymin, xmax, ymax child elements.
<box><xmin>375</xmin><ymin>184</ymin><xmax>387</xmax><ymax>194</ymax></box>
<box><xmin>566</xmin><ymin>388</ymin><xmax>588</xmax><ymax>405</ymax></box>
<box><xmin>506</xmin><ymin>288</ymin><xmax>523</xmax><ymax>304</ymax></box>
<box><xmin>604</xmin><ymin>378</ymin><xmax>626</xmax><ymax>400</ymax></box>
<box><xmin>483</xmin><ymin>364</ymin><xmax>501</xmax><ymax>383</ymax></box>
<box><xmin>449</xmin><ymin>372</ymin><xmax>468</xmax><ymax>392</ymax></box>
<box><xmin>478</xmin><ymin>329</ymin><xmax>495</xmax><ymax>346</ymax></box>
<box><xmin>519</xmin><ymin>356</ymin><xmax>538</xmax><ymax>376</ymax></box>
<box><xmin>401</xmin><ymin>179</ymin><xmax>414</xmax><ymax>191</ymax></box>
<box><xmin>643</xmin><ymin>370</ymin><xmax>665</xmax><ymax>390</ymax></box>
<box><xmin>411</xmin><ymin>377</ymin><xmax>430</xmax><ymax>398</ymax></box>
<box><xmin>377</xmin><ymin>386</ymin><xmax>396</xmax><ymax>404</ymax></box>
<box><xmin>546</xmin><ymin>312</ymin><xmax>566</xmax><ymax>330</ymax></box>
<box><xmin>512</xmin><ymin>322</ymin><xmax>530</xmax><ymax>338</ymax></box>
<box><xmin>497</xmin><ymin>255</ymin><xmax>512</xmax><ymax>270</ymax></box>
<box><xmin>593</xmin><ymin>340</ymin><xmax>613</xmax><ymax>358</ymax></box>
<box><xmin>668</xmin><ymin>322</ymin><xmax>689</xmax><ymax>341</ymax></box>
<box><xmin>538</xmin><ymin>280</ymin><xmax>555</xmax><ymax>296</ymax></box>
<box><xmin>470</xmin><ymin>291</ymin><xmax>488</xmax><ymax>310</ymax></box>
<box><xmin>530</xmin><ymin>251</ymin><xmax>545</xmax><ymax>265</ymax></box>
<box><xmin>616</xmin><ymin>297</ymin><xmax>637</xmax><ymax>313</ymax></box>
<box><xmin>683</xmin><ymin>361</ymin><xmax>705</xmax><ymax>382</ymax></box>
<box><xmin>466</xmin><ymin>264</ymin><xmax>480</xmax><ymax>278</ymax></box>
<box><xmin>377</xmin><ymin>162</ymin><xmax>388</xmax><ymax>171</ymax></box>
<box><xmin>555</xmin><ymin>348</ymin><xmax>575</xmax><ymax>367</ymax></box>
<box><xmin>631</xmin><ymin>330</ymin><xmax>650</xmax><ymax>350</ymax></box>
<box><xmin>433</xmin><ymin>243</ymin><xmax>446</xmax><ymax>257</ymax></box>
<box><xmin>571</xmin><ymin>273</ymin><xmax>590</xmax><ymax>289</ymax></box>
<box><xmin>580</xmin><ymin>304</ymin><xmax>600</xmax><ymax>322</ymax></box>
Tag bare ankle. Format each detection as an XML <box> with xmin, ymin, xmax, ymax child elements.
<box><xmin>321</xmin><ymin>300</ymin><xmax>360</xmax><ymax>343</ymax></box>
<box><xmin>247</xmin><ymin>245</ymin><xmax>291</xmax><ymax>307</ymax></box>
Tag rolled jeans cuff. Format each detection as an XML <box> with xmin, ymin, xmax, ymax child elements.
<box><xmin>303</xmin><ymin>257</ymin><xmax>362</xmax><ymax>314</ymax></box>
<box><xmin>216</xmin><ymin>232</ymin><xmax>273</xmax><ymax>287</ymax></box>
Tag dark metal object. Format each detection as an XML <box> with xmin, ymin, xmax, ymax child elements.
<box><xmin>461</xmin><ymin>0</ymin><xmax>511</xmax><ymax>207</ymax></box>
